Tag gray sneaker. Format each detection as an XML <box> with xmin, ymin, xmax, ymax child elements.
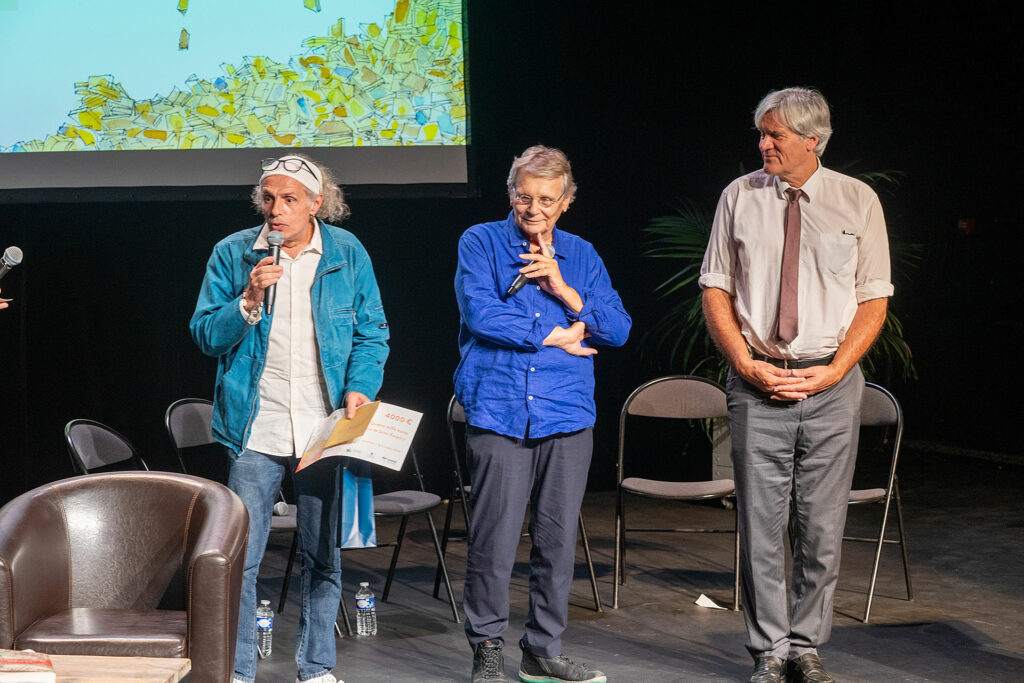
<box><xmin>518</xmin><ymin>640</ymin><xmax>606</xmax><ymax>683</ymax></box>
<box><xmin>473</xmin><ymin>639</ymin><xmax>509</xmax><ymax>682</ymax></box>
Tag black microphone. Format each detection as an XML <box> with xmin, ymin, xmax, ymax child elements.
<box><xmin>505</xmin><ymin>242</ymin><xmax>554</xmax><ymax>298</ymax></box>
<box><xmin>265</xmin><ymin>231</ymin><xmax>284</xmax><ymax>315</ymax></box>
<box><xmin>0</xmin><ymin>246</ymin><xmax>23</xmax><ymax>282</ymax></box>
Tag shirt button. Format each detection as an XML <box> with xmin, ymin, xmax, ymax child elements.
<box><xmin>522</xmin><ymin>241</ymin><xmax>527</xmax><ymax>247</ymax></box>
<box><xmin>530</xmin><ymin>367</ymin><xmax>535</xmax><ymax>372</ymax></box>
<box><xmin>536</xmin><ymin>285</ymin><xmax>541</xmax><ymax>290</ymax></box>
<box><xmin>535</xmin><ymin>312</ymin><xmax>541</xmax><ymax>317</ymax></box>
<box><xmin>528</xmin><ymin>395</ymin><xmax>533</xmax><ymax>400</ymax></box>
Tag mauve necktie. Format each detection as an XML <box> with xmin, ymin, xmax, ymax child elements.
<box><xmin>778</xmin><ymin>188</ymin><xmax>803</xmax><ymax>343</ymax></box>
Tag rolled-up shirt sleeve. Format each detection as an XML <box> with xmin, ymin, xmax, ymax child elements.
<box><xmin>569</xmin><ymin>244</ymin><xmax>630</xmax><ymax>347</ymax></box>
<box><xmin>698</xmin><ymin>188</ymin><xmax>738</xmax><ymax>294</ymax></box>
<box><xmin>854</xmin><ymin>194</ymin><xmax>895</xmax><ymax>303</ymax></box>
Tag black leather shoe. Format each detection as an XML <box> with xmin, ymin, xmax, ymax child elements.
<box><xmin>750</xmin><ymin>654</ymin><xmax>785</xmax><ymax>683</ymax></box>
<box><xmin>787</xmin><ymin>653</ymin><xmax>834</xmax><ymax>683</ymax></box>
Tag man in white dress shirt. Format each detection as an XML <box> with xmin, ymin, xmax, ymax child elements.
<box><xmin>699</xmin><ymin>88</ymin><xmax>892</xmax><ymax>683</ymax></box>
<box><xmin>191</xmin><ymin>154</ymin><xmax>389</xmax><ymax>683</ymax></box>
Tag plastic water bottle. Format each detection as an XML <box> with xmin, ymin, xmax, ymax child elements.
<box><xmin>256</xmin><ymin>599</ymin><xmax>274</xmax><ymax>657</ymax></box>
<box><xmin>355</xmin><ymin>582</ymin><xmax>377</xmax><ymax>636</ymax></box>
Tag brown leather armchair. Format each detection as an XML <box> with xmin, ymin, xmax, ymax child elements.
<box><xmin>0</xmin><ymin>471</ymin><xmax>248</xmax><ymax>683</ymax></box>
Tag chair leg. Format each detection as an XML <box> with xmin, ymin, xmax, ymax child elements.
<box><xmin>893</xmin><ymin>483</ymin><xmax>913</xmax><ymax>600</ymax></box>
<box><xmin>278</xmin><ymin>531</ymin><xmax>299</xmax><ymax>614</ymax></box>
<box><xmin>433</xmin><ymin>491</ymin><xmax>457</xmax><ymax>599</ymax></box>
<box><xmin>577</xmin><ymin>512</ymin><xmax>603</xmax><ymax>612</ymax></box>
<box><xmin>863</xmin><ymin>492</ymin><xmax>896</xmax><ymax>623</ymax></box>
<box><xmin>613</xmin><ymin>489</ymin><xmax>623</xmax><ymax>609</ymax></box>
<box><xmin>424</xmin><ymin>509</ymin><xmax>462</xmax><ymax>623</ymax></box>
<box><xmin>382</xmin><ymin>516</ymin><xmax>408</xmax><ymax>602</ymax></box>
<box><xmin>732</xmin><ymin>514</ymin><xmax>741</xmax><ymax>611</ymax></box>
<box><xmin>337</xmin><ymin>585</ymin><xmax>353</xmax><ymax>637</ymax></box>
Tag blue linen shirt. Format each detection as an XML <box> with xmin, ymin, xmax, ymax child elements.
<box><xmin>454</xmin><ymin>212</ymin><xmax>631</xmax><ymax>439</ymax></box>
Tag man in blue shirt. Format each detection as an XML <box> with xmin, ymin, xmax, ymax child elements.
<box><xmin>454</xmin><ymin>145</ymin><xmax>630</xmax><ymax>683</ymax></box>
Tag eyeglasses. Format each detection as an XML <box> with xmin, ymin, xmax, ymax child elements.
<box><xmin>261</xmin><ymin>157</ymin><xmax>320</xmax><ymax>182</ymax></box>
<box><xmin>513</xmin><ymin>191</ymin><xmax>564</xmax><ymax>209</ymax></box>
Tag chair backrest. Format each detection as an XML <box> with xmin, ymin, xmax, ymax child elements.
<box><xmin>165</xmin><ymin>398</ymin><xmax>215</xmax><ymax>450</ymax></box>
<box><xmin>854</xmin><ymin>382</ymin><xmax>904</xmax><ymax>493</ymax></box>
<box><xmin>65</xmin><ymin>419</ymin><xmax>148</xmax><ymax>474</ymax></box>
<box><xmin>447</xmin><ymin>395</ymin><xmax>469</xmax><ymax>493</ymax></box>
<box><xmin>860</xmin><ymin>382</ymin><xmax>901</xmax><ymax>430</ymax></box>
<box><xmin>622</xmin><ymin>375</ymin><xmax>728</xmax><ymax>420</ymax></box>
<box><xmin>617</xmin><ymin>375</ymin><xmax>728</xmax><ymax>483</ymax></box>
<box><xmin>0</xmin><ymin>470</ymin><xmax>247</xmax><ymax>610</ymax></box>
<box><xmin>165</xmin><ymin>398</ymin><xmax>217</xmax><ymax>476</ymax></box>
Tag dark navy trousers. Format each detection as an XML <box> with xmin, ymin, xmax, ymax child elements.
<box><xmin>462</xmin><ymin>427</ymin><xmax>593</xmax><ymax>658</ymax></box>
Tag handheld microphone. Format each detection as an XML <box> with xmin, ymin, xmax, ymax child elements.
<box><xmin>505</xmin><ymin>242</ymin><xmax>554</xmax><ymax>298</ymax></box>
<box><xmin>0</xmin><ymin>246</ymin><xmax>23</xmax><ymax>282</ymax></box>
<box><xmin>265</xmin><ymin>231</ymin><xmax>284</xmax><ymax>315</ymax></box>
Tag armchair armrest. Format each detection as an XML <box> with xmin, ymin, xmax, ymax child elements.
<box><xmin>0</xmin><ymin>488</ymin><xmax>72</xmax><ymax>648</ymax></box>
<box><xmin>182</xmin><ymin>484</ymin><xmax>249</xmax><ymax>683</ymax></box>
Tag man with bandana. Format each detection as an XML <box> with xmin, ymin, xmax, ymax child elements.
<box><xmin>191</xmin><ymin>154</ymin><xmax>390</xmax><ymax>683</ymax></box>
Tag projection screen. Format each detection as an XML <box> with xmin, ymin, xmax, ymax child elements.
<box><xmin>0</xmin><ymin>0</ymin><xmax>468</xmax><ymax>194</ymax></box>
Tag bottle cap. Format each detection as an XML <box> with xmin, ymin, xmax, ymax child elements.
<box><xmin>360</xmin><ymin>581</ymin><xmax>369</xmax><ymax>586</ymax></box>
<box><xmin>260</xmin><ymin>600</ymin><xmax>270</xmax><ymax>605</ymax></box>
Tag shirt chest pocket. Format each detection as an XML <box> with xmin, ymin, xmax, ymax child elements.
<box><xmin>813</xmin><ymin>233</ymin><xmax>857</xmax><ymax>277</ymax></box>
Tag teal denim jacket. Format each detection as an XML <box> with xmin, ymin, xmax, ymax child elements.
<box><xmin>190</xmin><ymin>220</ymin><xmax>390</xmax><ymax>454</ymax></box>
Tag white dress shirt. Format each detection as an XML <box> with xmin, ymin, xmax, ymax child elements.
<box><xmin>699</xmin><ymin>163</ymin><xmax>893</xmax><ymax>359</ymax></box>
<box><xmin>245</xmin><ymin>223</ymin><xmax>332</xmax><ymax>457</ymax></box>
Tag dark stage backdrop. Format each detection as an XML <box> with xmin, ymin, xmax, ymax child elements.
<box><xmin>1</xmin><ymin>6</ymin><xmax>1020</xmax><ymax>502</ymax></box>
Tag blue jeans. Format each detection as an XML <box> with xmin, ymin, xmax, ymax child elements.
<box><xmin>228</xmin><ymin>448</ymin><xmax>343</xmax><ymax>682</ymax></box>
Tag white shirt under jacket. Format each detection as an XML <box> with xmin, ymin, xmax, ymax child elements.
<box><xmin>699</xmin><ymin>162</ymin><xmax>894</xmax><ymax>360</ymax></box>
<box><xmin>245</xmin><ymin>223</ymin><xmax>332</xmax><ymax>457</ymax></box>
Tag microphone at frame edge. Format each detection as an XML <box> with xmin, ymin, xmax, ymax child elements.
<box><xmin>265</xmin><ymin>231</ymin><xmax>284</xmax><ymax>315</ymax></box>
<box><xmin>505</xmin><ymin>242</ymin><xmax>554</xmax><ymax>298</ymax></box>
<box><xmin>0</xmin><ymin>246</ymin><xmax>23</xmax><ymax>282</ymax></box>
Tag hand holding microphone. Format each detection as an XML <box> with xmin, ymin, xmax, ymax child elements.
<box><xmin>1</xmin><ymin>246</ymin><xmax>24</xmax><ymax>309</ymax></box>
<box><xmin>0</xmin><ymin>246</ymin><xmax>23</xmax><ymax>282</ymax></box>
<box><xmin>265</xmin><ymin>231</ymin><xmax>284</xmax><ymax>315</ymax></box>
<box><xmin>241</xmin><ymin>232</ymin><xmax>284</xmax><ymax>318</ymax></box>
<box><xmin>506</xmin><ymin>242</ymin><xmax>555</xmax><ymax>298</ymax></box>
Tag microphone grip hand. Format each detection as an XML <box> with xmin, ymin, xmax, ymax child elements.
<box><xmin>265</xmin><ymin>231</ymin><xmax>284</xmax><ymax>315</ymax></box>
<box><xmin>243</xmin><ymin>255</ymin><xmax>284</xmax><ymax>317</ymax></box>
<box><xmin>505</xmin><ymin>242</ymin><xmax>554</xmax><ymax>299</ymax></box>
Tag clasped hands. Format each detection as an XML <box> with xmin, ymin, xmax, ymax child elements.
<box><xmin>740</xmin><ymin>360</ymin><xmax>842</xmax><ymax>401</ymax></box>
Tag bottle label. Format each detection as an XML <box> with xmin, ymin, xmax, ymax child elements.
<box><xmin>257</xmin><ymin>616</ymin><xmax>273</xmax><ymax>630</ymax></box>
<box><xmin>356</xmin><ymin>597</ymin><xmax>375</xmax><ymax>610</ymax></box>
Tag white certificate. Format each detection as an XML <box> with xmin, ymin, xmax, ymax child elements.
<box><xmin>297</xmin><ymin>401</ymin><xmax>422</xmax><ymax>472</ymax></box>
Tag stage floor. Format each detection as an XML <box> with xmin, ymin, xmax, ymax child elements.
<box><xmin>250</xmin><ymin>449</ymin><xmax>1023</xmax><ymax>682</ymax></box>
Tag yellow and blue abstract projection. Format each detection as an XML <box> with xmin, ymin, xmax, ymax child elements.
<box><xmin>0</xmin><ymin>0</ymin><xmax>465</xmax><ymax>152</ymax></box>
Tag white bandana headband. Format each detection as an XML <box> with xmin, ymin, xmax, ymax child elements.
<box><xmin>260</xmin><ymin>155</ymin><xmax>323</xmax><ymax>195</ymax></box>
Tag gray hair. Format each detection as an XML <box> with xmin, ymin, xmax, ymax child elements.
<box><xmin>506</xmin><ymin>145</ymin><xmax>577</xmax><ymax>204</ymax></box>
<box><xmin>754</xmin><ymin>87</ymin><xmax>833</xmax><ymax>157</ymax></box>
<box><xmin>251</xmin><ymin>152</ymin><xmax>350</xmax><ymax>222</ymax></box>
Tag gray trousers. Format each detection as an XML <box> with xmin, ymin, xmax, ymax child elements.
<box><xmin>727</xmin><ymin>365</ymin><xmax>863</xmax><ymax>659</ymax></box>
<box><xmin>462</xmin><ymin>427</ymin><xmax>593</xmax><ymax>658</ymax></box>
